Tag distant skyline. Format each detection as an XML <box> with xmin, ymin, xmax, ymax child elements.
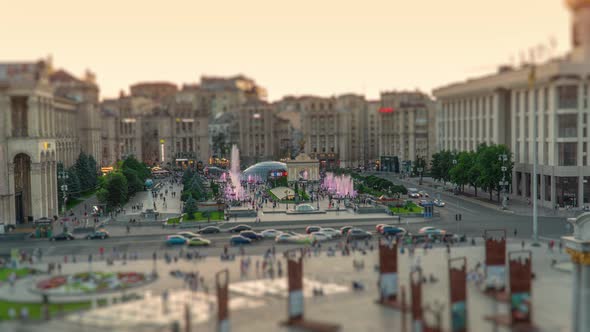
<box><xmin>1</xmin><ymin>0</ymin><xmax>571</xmax><ymax>101</ymax></box>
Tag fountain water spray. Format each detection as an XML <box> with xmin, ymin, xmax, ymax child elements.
<box><xmin>321</xmin><ymin>172</ymin><xmax>356</xmax><ymax>198</ymax></box>
<box><xmin>226</xmin><ymin>145</ymin><xmax>245</xmax><ymax>200</ymax></box>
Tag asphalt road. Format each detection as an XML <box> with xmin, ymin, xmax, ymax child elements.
<box><xmin>373</xmin><ymin>172</ymin><xmax>569</xmax><ymax>240</ymax></box>
<box><xmin>0</xmin><ymin>174</ymin><xmax>571</xmax><ymax>259</ymax></box>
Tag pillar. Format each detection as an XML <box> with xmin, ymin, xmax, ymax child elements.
<box><xmin>30</xmin><ymin>163</ymin><xmax>43</xmax><ymax>221</ymax></box>
<box><xmin>27</xmin><ymin>96</ymin><xmax>39</xmax><ymax>138</ymax></box>
<box><xmin>582</xmin><ymin>263</ymin><xmax>590</xmax><ymax>332</ymax></box>
<box><xmin>0</xmin><ymin>95</ymin><xmax>11</xmax><ymax>138</ymax></box>
<box><xmin>40</xmin><ymin>163</ymin><xmax>47</xmax><ymax>217</ymax></box>
<box><xmin>7</xmin><ymin>164</ymin><xmax>15</xmax><ymax>224</ymax></box>
<box><xmin>551</xmin><ymin>175</ymin><xmax>557</xmax><ymax>208</ymax></box>
<box><xmin>579</xmin><ymin>175</ymin><xmax>585</xmax><ymax>208</ymax></box>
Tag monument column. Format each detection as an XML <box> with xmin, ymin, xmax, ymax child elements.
<box><xmin>564</xmin><ymin>213</ymin><xmax>590</xmax><ymax>332</ymax></box>
<box><xmin>30</xmin><ymin>163</ymin><xmax>43</xmax><ymax>220</ymax></box>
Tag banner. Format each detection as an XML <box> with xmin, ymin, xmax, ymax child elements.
<box><xmin>509</xmin><ymin>251</ymin><xmax>532</xmax><ymax>324</ymax></box>
<box><xmin>449</xmin><ymin>257</ymin><xmax>467</xmax><ymax>332</ymax></box>
<box><xmin>484</xmin><ymin>230</ymin><xmax>506</xmax><ymax>291</ymax></box>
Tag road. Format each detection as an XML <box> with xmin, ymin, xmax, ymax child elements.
<box><xmin>373</xmin><ymin>172</ymin><xmax>569</xmax><ymax>240</ymax></box>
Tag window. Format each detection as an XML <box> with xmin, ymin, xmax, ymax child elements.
<box><xmin>558</xmin><ymin>142</ymin><xmax>577</xmax><ymax>166</ymax></box>
<box><xmin>558</xmin><ymin>114</ymin><xmax>578</xmax><ymax>137</ymax></box>
<box><xmin>557</xmin><ymin>85</ymin><xmax>579</xmax><ymax>109</ymax></box>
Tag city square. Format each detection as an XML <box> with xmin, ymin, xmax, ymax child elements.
<box><xmin>3</xmin><ymin>0</ymin><xmax>590</xmax><ymax>331</ymax></box>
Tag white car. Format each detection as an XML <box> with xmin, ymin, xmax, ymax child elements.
<box><xmin>418</xmin><ymin>226</ymin><xmax>446</xmax><ymax>235</ymax></box>
<box><xmin>261</xmin><ymin>229</ymin><xmax>282</xmax><ymax>239</ymax></box>
<box><xmin>310</xmin><ymin>232</ymin><xmax>330</xmax><ymax>242</ymax></box>
<box><xmin>320</xmin><ymin>228</ymin><xmax>341</xmax><ymax>239</ymax></box>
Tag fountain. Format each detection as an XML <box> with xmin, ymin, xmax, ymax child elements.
<box><xmin>321</xmin><ymin>172</ymin><xmax>356</xmax><ymax>198</ymax></box>
<box><xmin>227</xmin><ymin>145</ymin><xmax>245</xmax><ymax>201</ymax></box>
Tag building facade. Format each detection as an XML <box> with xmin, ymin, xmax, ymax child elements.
<box><xmin>433</xmin><ymin>0</ymin><xmax>590</xmax><ymax>208</ymax></box>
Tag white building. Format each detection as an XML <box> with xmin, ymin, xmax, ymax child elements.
<box><xmin>433</xmin><ymin>0</ymin><xmax>590</xmax><ymax>208</ymax></box>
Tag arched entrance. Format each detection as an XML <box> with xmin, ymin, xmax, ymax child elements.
<box><xmin>13</xmin><ymin>153</ymin><xmax>31</xmax><ymax>224</ymax></box>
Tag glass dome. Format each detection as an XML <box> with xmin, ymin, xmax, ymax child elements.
<box><xmin>295</xmin><ymin>204</ymin><xmax>316</xmax><ymax>212</ymax></box>
<box><xmin>242</xmin><ymin>161</ymin><xmax>287</xmax><ymax>181</ymax></box>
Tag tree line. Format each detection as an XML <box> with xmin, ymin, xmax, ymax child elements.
<box><xmin>430</xmin><ymin>144</ymin><xmax>513</xmax><ymax>201</ymax></box>
<box><xmin>57</xmin><ymin>152</ymin><xmax>98</xmax><ymax>211</ymax></box>
<box><xmin>96</xmin><ymin>156</ymin><xmax>150</xmax><ymax>210</ymax></box>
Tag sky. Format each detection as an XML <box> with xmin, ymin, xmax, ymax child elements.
<box><xmin>0</xmin><ymin>0</ymin><xmax>571</xmax><ymax>101</ymax></box>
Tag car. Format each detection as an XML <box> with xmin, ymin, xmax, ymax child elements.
<box><xmin>418</xmin><ymin>200</ymin><xmax>429</xmax><ymax>207</ymax></box>
<box><xmin>177</xmin><ymin>231</ymin><xmax>201</xmax><ymax>239</ymax></box>
<box><xmin>376</xmin><ymin>224</ymin><xmax>387</xmax><ymax>233</ymax></box>
<box><xmin>346</xmin><ymin>228</ymin><xmax>372</xmax><ymax>240</ymax></box>
<box><xmin>381</xmin><ymin>226</ymin><xmax>406</xmax><ymax>236</ymax></box>
<box><xmin>320</xmin><ymin>228</ymin><xmax>340</xmax><ymax>239</ymax></box>
<box><xmin>305</xmin><ymin>226</ymin><xmax>321</xmax><ymax>234</ymax></box>
<box><xmin>310</xmin><ymin>232</ymin><xmax>330</xmax><ymax>242</ymax></box>
<box><xmin>198</xmin><ymin>226</ymin><xmax>221</xmax><ymax>234</ymax></box>
<box><xmin>418</xmin><ymin>191</ymin><xmax>429</xmax><ymax>198</ymax></box>
<box><xmin>187</xmin><ymin>238</ymin><xmax>211</xmax><ymax>247</ymax></box>
<box><xmin>433</xmin><ymin>199</ymin><xmax>446</xmax><ymax>207</ymax></box>
<box><xmin>166</xmin><ymin>235</ymin><xmax>188</xmax><ymax>245</ymax></box>
<box><xmin>228</xmin><ymin>225</ymin><xmax>252</xmax><ymax>233</ymax></box>
<box><xmin>340</xmin><ymin>226</ymin><xmax>353</xmax><ymax>236</ymax></box>
<box><xmin>240</xmin><ymin>230</ymin><xmax>263</xmax><ymax>241</ymax></box>
<box><xmin>50</xmin><ymin>232</ymin><xmax>75</xmax><ymax>241</ymax></box>
<box><xmin>407</xmin><ymin>188</ymin><xmax>420</xmax><ymax>198</ymax></box>
<box><xmin>86</xmin><ymin>230</ymin><xmax>109</xmax><ymax>240</ymax></box>
<box><xmin>418</xmin><ymin>227</ymin><xmax>446</xmax><ymax>235</ymax></box>
<box><xmin>275</xmin><ymin>233</ymin><xmax>313</xmax><ymax>244</ymax></box>
<box><xmin>261</xmin><ymin>229</ymin><xmax>282</xmax><ymax>239</ymax></box>
<box><xmin>230</xmin><ymin>235</ymin><xmax>252</xmax><ymax>246</ymax></box>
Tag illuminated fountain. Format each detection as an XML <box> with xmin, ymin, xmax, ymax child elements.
<box><xmin>321</xmin><ymin>172</ymin><xmax>356</xmax><ymax>198</ymax></box>
<box><xmin>226</xmin><ymin>145</ymin><xmax>245</xmax><ymax>201</ymax></box>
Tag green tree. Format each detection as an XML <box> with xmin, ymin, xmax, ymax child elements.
<box><xmin>99</xmin><ymin>172</ymin><xmax>128</xmax><ymax>208</ymax></box>
<box><xmin>183</xmin><ymin>196</ymin><xmax>199</xmax><ymax>219</ymax></box>
<box><xmin>66</xmin><ymin>168</ymin><xmax>81</xmax><ymax>199</ymax></box>
<box><xmin>475</xmin><ymin>144</ymin><xmax>513</xmax><ymax>201</ymax></box>
<box><xmin>430</xmin><ymin>150</ymin><xmax>454</xmax><ymax>183</ymax></box>
<box><xmin>123</xmin><ymin>168</ymin><xmax>144</xmax><ymax>195</ymax></box>
<box><xmin>87</xmin><ymin>155</ymin><xmax>98</xmax><ymax>189</ymax></box>
<box><xmin>74</xmin><ymin>152</ymin><xmax>91</xmax><ymax>191</ymax></box>
<box><xmin>449</xmin><ymin>151</ymin><xmax>472</xmax><ymax>192</ymax></box>
<box><xmin>121</xmin><ymin>156</ymin><xmax>150</xmax><ymax>181</ymax></box>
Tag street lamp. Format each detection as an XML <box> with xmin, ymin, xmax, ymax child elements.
<box><xmin>58</xmin><ymin>171</ymin><xmax>69</xmax><ymax>216</ymax></box>
<box><xmin>417</xmin><ymin>167</ymin><xmax>424</xmax><ymax>185</ymax></box>
<box><xmin>498</xmin><ymin>154</ymin><xmax>509</xmax><ymax>210</ymax></box>
<box><xmin>452</xmin><ymin>158</ymin><xmax>461</xmax><ymax>231</ymax></box>
<box><xmin>452</xmin><ymin>159</ymin><xmax>457</xmax><ymax>193</ymax></box>
<box><xmin>285</xmin><ymin>189</ymin><xmax>289</xmax><ymax>210</ymax></box>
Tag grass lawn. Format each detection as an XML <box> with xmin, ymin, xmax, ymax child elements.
<box><xmin>267</xmin><ymin>189</ymin><xmax>309</xmax><ymax>204</ymax></box>
<box><xmin>0</xmin><ymin>268</ymin><xmax>36</xmax><ymax>282</ymax></box>
<box><xmin>388</xmin><ymin>202</ymin><xmax>423</xmax><ymax>214</ymax></box>
<box><xmin>0</xmin><ymin>300</ymin><xmax>92</xmax><ymax>320</ymax></box>
<box><xmin>167</xmin><ymin>211</ymin><xmax>224</xmax><ymax>224</ymax></box>
<box><xmin>64</xmin><ymin>187</ymin><xmax>99</xmax><ymax>210</ymax></box>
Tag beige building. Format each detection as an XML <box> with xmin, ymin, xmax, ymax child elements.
<box><xmin>234</xmin><ymin>101</ymin><xmax>289</xmax><ymax>164</ymax></box>
<box><xmin>101</xmin><ymin>86</ymin><xmax>209</xmax><ymax>167</ymax></box>
<box><xmin>0</xmin><ymin>60</ymin><xmax>102</xmax><ymax>224</ymax></box>
<box><xmin>433</xmin><ymin>0</ymin><xmax>590</xmax><ymax>208</ymax></box>
<box><xmin>378</xmin><ymin>91</ymin><xmax>434</xmax><ymax>171</ymax></box>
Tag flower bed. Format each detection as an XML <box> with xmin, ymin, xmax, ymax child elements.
<box><xmin>35</xmin><ymin>271</ymin><xmax>152</xmax><ymax>295</ymax></box>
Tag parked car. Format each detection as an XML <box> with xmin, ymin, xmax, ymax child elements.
<box><xmin>230</xmin><ymin>235</ymin><xmax>252</xmax><ymax>246</ymax></box>
<box><xmin>305</xmin><ymin>226</ymin><xmax>321</xmax><ymax>234</ymax></box>
<box><xmin>177</xmin><ymin>231</ymin><xmax>200</xmax><ymax>239</ymax></box>
<box><xmin>86</xmin><ymin>230</ymin><xmax>109</xmax><ymax>240</ymax></box>
<box><xmin>433</xmin><ymin>199</ymin><xmax>446</xmax><ymax>207</ymax></box>
<box><xmin>198</xmin><ymin>226</ymin><xmax>221</xmax><ymax>234</ymax></box>
<box><xmin>346</xmin><ymin>228</ymin><xmax>372</xmax><ymax>240</ymax></box>
<box><xmin>261</xmin><ymin>229</ymin><xmax>282</xmax><ymax>239</ymax></box>
<box><xmin>166</xmin><ymin>235</ymin><xmax>188</xmax><ymax>246</ymax></box>
<box><xmin>320</xmin><ymin>228</ymin><xmax>340</xmax><ymax>239</ymax></box>
<box><xmin>418</xmin><ymin>227</ymin><xmax>446</xmax><ymax>235</ymax></box>
<box><xmin>340</xmin><ymin>226</ymin><xmax>353</xmax><ymax>236</ymax></box>
<box><xmin>228</xmin><ymin>225</ymin><xmax>252</xmax><ymax>233</ymax></box>
<box><xmin>381</xmin><ymin>226</ymin><xmax>406</xmax><ymax>237</ymax></box>
<box><xmin>418</xmin><ymin>191</ymin><xmax>429</xmax><ymax>198</ymax></box>
<box><xmin>50</xmin><ymin>232</ymin><xmax>75</xmax><ymax>241</ymax></box>
<box><xmin>240</xmin><ymin>230</ymin><xmax>263</xmax><ymax>241</ymax></box>
<box><xmin>187</xmin><ymin>238</ymin><xmax>211</xmax><ymax>247</ymax></box>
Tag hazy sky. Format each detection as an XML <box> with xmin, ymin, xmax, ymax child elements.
<box><xmin>1</xmin><ymin>0</ymin><xmax>571</xmax><ymax>101</ymax></box>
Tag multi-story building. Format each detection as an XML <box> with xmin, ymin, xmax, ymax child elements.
<box><xmin>50</xmin><ymin>69</ymin><xmax>102</xmax><ymax>164</ymax></box>
<box><xmin>101</xmin><ymin>86</ymin><xmax>209</xmax><ymax>168</ymax></box>
<box><xmin>379</xmin><ymin>91</ymin><xmax>434</xmax><ymax>171</ymax></box>
<box><xmin>0</xmin><ymin>59</ymin><xmax>101</xmax><ymax>224</ymax></box>
<box><xmin>433</xmin><ymin>0</ymin><xmax>590</xmax><ymax>208</ymax></box>
<box><xmin>234</xmin><ymin>101</ymin><xmax>283</xmax><ymax>164</ymax></box>
<box><xmin>130</xmin><ymin>82</ymin><xmax>178</xmax><ymax>102</ymax></box>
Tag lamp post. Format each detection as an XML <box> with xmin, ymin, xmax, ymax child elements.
<box><xmin>58</xmin><ymin>171</ymin><xmax>69</xmax><ymax>217</ymax></box>
<box><xmin>452</xmin><ymin>158</ymin><xmax>461</xmax><ymax>232</ymax></box>
<box><xmin>499</xmin><ymin>154</ymin><xmax>509</xmax><ymax>210</ymax></box>
<box><xmin>285</xmin><ymin>189</ymin><xmax>289</xmax><ymax>210</ymax></box>
<box><xmin>529</xmin><ymin>60</ymin><xmax>540</xmax><ymax>247</ymax></box>
<box><xmin>417</xmin><ymin>167</ymin><xmax>424</xmax><ymax>186</ymax></box>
